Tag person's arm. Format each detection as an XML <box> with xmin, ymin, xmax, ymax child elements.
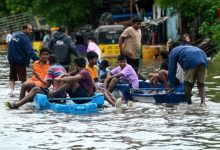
<box><xmin>119</xmin><ymin>28</ymin><xmax>130</xmax><ymax>54</ymax></box>
<box><xmin>109</xmin><ymin>72</ymin><xmax>123</xmax><ymax>79</ymax></box>
<box><xmin>24</xmin><ymin>40</ymin><xmax>39</xmax><ymax>61</ymax></box>
<box><xmin>168</xmin><ymin>52</ymin><xmax>178</xmax><ymax>86</ymax></box>
<box><xmin>55</xmin><ymin>74</ymin><xmax>81</xmax><ymax>83</ymax></box>
<box><xmin>34</xmin><ymin>73</ymin><xmax>51</xmax><ymax>87</ymax></box>
<box><xmin>166</xmin><ymin>38</ymin><xmax>172</xmax><ymax>51</ymax></box>
<box><xmin>119</xmin><ymin>36</ymin><xmax>124</xmax><ymax>54</ymax></box>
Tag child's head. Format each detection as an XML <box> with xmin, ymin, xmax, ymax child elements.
<box><xmin>87</xmin><ymin>36</ymin><xmax>97</xmax><ymax>44</ymax></box>
<box><xmin>48</xmin><ymin>54</ymin><xmax>59</xmax><ymax>65</ymax></box>
<box><xmin>180</xmin><ymin>33</ymin><xmax>190</xmax><ymax>44</ymax></box>
<box><xmin>39</xmin><ymin>47</ymin><xmax>51</xmax><ymax>62</ymax></box>
<box><xmin>99</xmin><ymin>60</ymin><xmax>109</xmax><ymax>70</ymax></box>
<box><xmin>117</xmin><ymin>55</ymin><xmax>127</xmax><ymax>68</ymax></box>
<box><xmin>169</xmin><ymin>41</ymin><xmax>183</xmax><ymax>53</ymax></box>
<box><xmin>87</xmin><ymin>51</ymin><xmax>98</xmax><ymax>66</ymax></box>
<box><xmin>160</xmin><ymin>50</ymin><xmax>169</xmax><ymax>60</ymax></box>
<box><xmin>132</xmin><ymin>16</ymin><xmax>142</xmax><ymax>30</ymax></box>
<box><xmin>74</xmin><ymin>57</ymin><xmax>86</xmax><ymax>69</ymax></box>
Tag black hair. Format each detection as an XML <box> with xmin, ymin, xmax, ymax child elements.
<box><xmin>87</xmin><ymin>36</ymin><xmax>97</xmax><ymax>43</ymax></box>
<box><xmin>117</xmin><ymin>55</ymin><xmax>127</xmax><ymax>61</ymax></box>
<box><xmin>100</xmin><ymin>60</ymin><xmax>109</xmax><ymax>67</ymax></box>
<box><xmin>39</xmin><ymin>47</ymin><xmax>51</xmax><ymax>55</ymax></box>
<box><xmin>87</xmin><ymin>51</ymin><xmax>98</xmax><ymax>60</ymax></box>
<box><xmin>22</xmin><ymin>24</ymin><xmax>32</xmax><ymax>30</ymax></box>
<box><xmin>58</xmin><ymin>25</ymin><xmax>65</xmax><ymax>33</ymax></box>
<box><xmin>169</xmin><ymin>41</ymin><xmax>183</xmax><ymax>53</ymax></box>
<box><xmin>74</xmin><ymin>57</ymin><xmax>86</xmax><ymax>68</ymax></box>
<box><xmin>160</xmin><ymin>50</ymin><xmax>169</xmax><ymax>59</ymax></box>
<box><xmin>132</xmin><ymin>16</ymin><xmax>142</xmax><ymax>23</ymax></box>
<box><xmin>45</xmin><ymin>30</ymin><xmax>51</xmax><ymax>34</ymax></box>
<box><xmin>48</xmin><ymin>54</ymin><xmax>59</xmax><ymax>64</ymax></box>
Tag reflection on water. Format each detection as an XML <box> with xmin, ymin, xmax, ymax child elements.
<box><xmin>0</xmin><ymin>54</ymin><xmax>220</xmax><ymax>149</ymax></box>
<box><xmin>205</xmin><ymin>61</ymin><xmax>220</xmax><ymax>102</ymax></box>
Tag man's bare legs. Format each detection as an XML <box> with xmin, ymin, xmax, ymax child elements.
<box><xmin>184</xmin><ymin>82</ymin><xmax>193</xmax><ymax>105</ymax></box>
<box><xmin>12</xmin><ymin>87</ymin><xmax>43</xmax><ymax>108</ymax></box>
<box><xmin>106</xmin><ymin>77</ymin><xmax>119</xmax><ymax>93</ymax></box>
<box><xmin>98</xmin><ymin>87</ymin><xmax>117</xmax><ymax>106</ymax></box>
<box><xmin>197</xmin><ymin>82</ymin><xmax>206</xmax><ymax>105</ymax></box>
<box><xmin>19</xmin><ymin>82</ymin><xmax>36</xmax><ymax>100</ymax></box>
<box><xmin>9</xmin><ymin>80</ymin><xmax>15</xmax><ymax>96</ymax></box>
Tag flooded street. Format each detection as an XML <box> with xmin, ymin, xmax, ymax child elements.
<box><xmin>0</xmin><ymin>54</ymin><xmax>220</xmax><ymax>150</ymax></box>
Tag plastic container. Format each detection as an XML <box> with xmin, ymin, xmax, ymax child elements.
<box><xmin>142</xmin><ymin>45</ymin><xmax>163</xmax><ymax>60</ymax></box>
<box><xmin>33</xmin><ymin>92</ymin><xmax>105</xmax><ymax>114</ymax></box>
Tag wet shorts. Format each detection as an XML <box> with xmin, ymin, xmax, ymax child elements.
<box><xmin>9</xmin><ymin>64</ymin><xmax>26</xmax><ymax>82</ymax></box>
<box><xmin>184</xmin><ymin>64</ymin><xmax>207</xmax><ymax>85</ymax></box>
<box><xmin>68</xmin><ymin>86</ymin><xmax>90</xmax><ymax>104</ymax></box>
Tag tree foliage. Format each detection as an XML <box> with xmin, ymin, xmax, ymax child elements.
<box><xmin>157</xmin><ymin>0</ymin><xmax>220</xmax><ymax>49</ymax></box>
<box><xmin>0</xmin><ymin>0</ymin><xmax>102</xmax><ymax>31</ymax></box>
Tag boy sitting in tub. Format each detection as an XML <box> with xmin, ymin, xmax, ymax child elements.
<box><xmin>5</xmin><ymin>54</ymin><xmax>66</xmax><ymax>109</ymax></box>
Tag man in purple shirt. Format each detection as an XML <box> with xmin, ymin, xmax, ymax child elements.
<box><xmin>104</xmin><ymin>55</ymin><xmax>139</xmax><ymax>93</ymax></box>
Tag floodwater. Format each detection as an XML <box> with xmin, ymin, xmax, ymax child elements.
<box><xmin>0</xmin><ymin>54</ymin><xmax>220</xmax><ymax>150</ymax></box>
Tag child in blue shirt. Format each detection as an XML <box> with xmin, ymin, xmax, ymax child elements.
<box><xmin>98</xmin><ymin>60</ymin><xmax>110</xmax><ymax>82</ymax></box>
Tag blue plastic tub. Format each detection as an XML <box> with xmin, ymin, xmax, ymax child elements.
<box><xmin>115</xmin><ymin>81</ymin><xmax>185</xmax><ymax>102</ymax></box>
<box><xmin>131</xmin><ymin>87</ymin><xmax>187</xmax><ymax>103</ymax></box>
<box><xmin>34</xmin><ymin>92</ymin><xmax>104</xmax><ymax>114</ymax></box>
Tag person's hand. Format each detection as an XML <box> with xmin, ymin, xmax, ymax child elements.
<box><xmin>167</xmin><ymin>38</ymin><xmax>172</xmax><ymax>44</ymax></box>
<box><xmin>167</xmin><ymin>85</ymin><xmax>173</xmax><ymax>94</ymax></box>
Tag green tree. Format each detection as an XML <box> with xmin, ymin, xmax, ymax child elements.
<box><xmin>0</xmin><ymin>0</ymin><xmax>102</xmax><ymax>32</ymax></box>
<box><xmin>157</xmin><ymin>0</ymin><xmax>220</xmax><ymax>49</ymax></box>
<box><xmin>32</xmin><ymin>0</ymin><xmax>102</xmax><ymax>31</ymax></box>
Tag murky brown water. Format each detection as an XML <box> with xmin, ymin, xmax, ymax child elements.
<box><xmin>0</xmin><ymin>54</ymin><xmax>220</xmax><ymax>150</ymax></box>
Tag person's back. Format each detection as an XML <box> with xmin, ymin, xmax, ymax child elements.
<box><xmin>48</xmin><ymin>26</ymin><xmax>79</xmax><ymax>71</ymax></box>
<box><xmin>169</xmin><ymin>45</ymin><xmax>208</xmax><ymax>71</ymax></box>
<box><xmin>8</xmin><ymin>31</ymin><xmax>38</xmax><ymax>66</ymax></box>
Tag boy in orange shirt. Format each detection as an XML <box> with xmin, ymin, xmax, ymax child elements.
<box><xmin>86</xmin><ymin>51</ymin><xmax>99</xmax><ymax>82</ymax></box>
<box><xmin>19</xmin><ymin>47</ymin><xmax>51</xmax><ymax>100</ymax></box>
